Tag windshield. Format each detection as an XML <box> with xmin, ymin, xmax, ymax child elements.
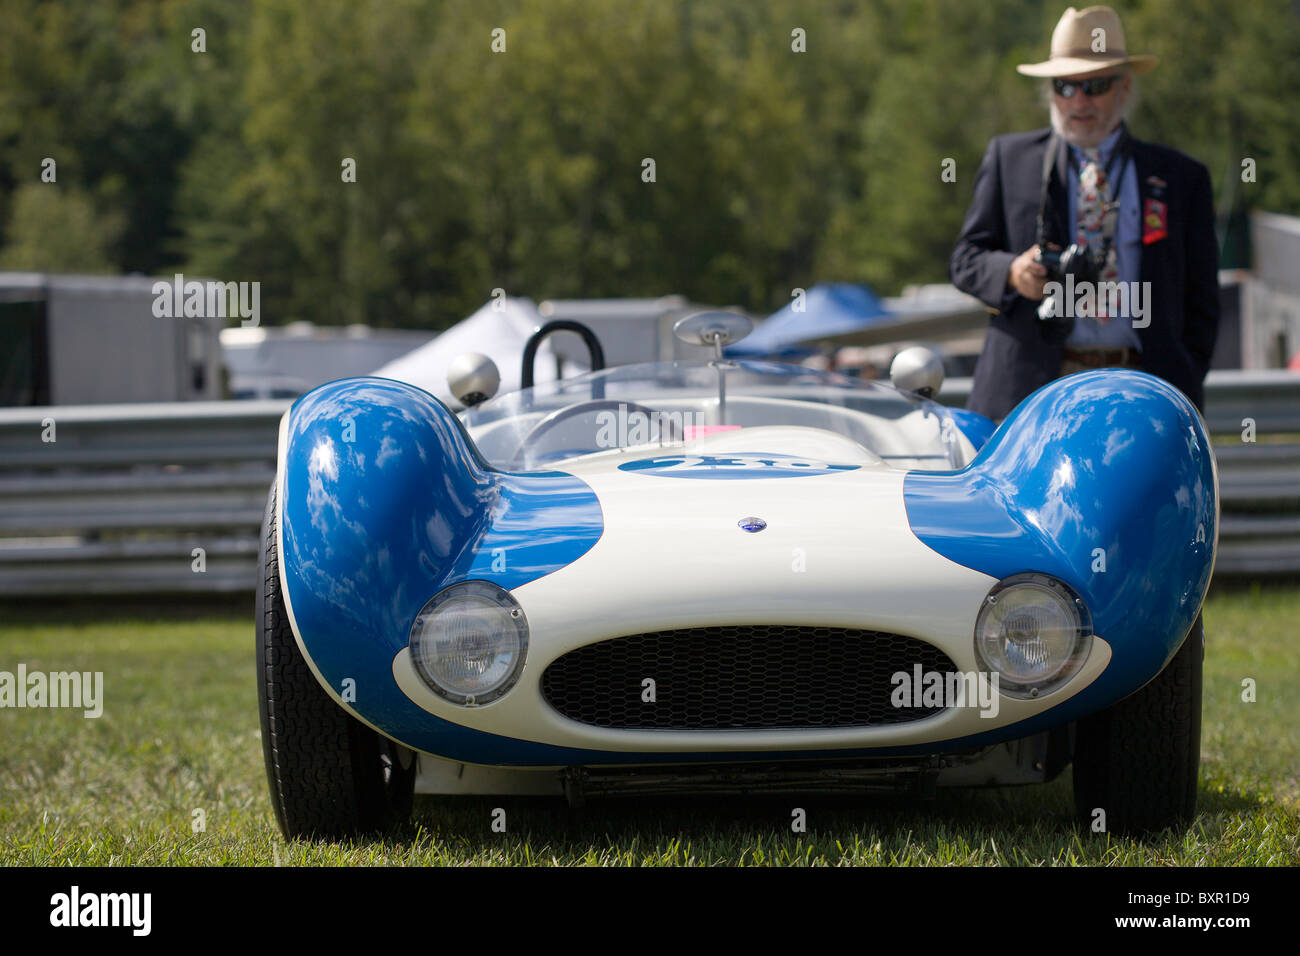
<box><xmin>461</xmin><ymin>359</ymin><xmax>965</xmax><ymax>471</ymax></box>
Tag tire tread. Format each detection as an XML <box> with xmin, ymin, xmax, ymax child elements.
<box><xmin>256</xmin><ymin>486</ymin><xmax>402</xmax><ymax>839</ymax></box>
<box><xmin>1072</xmin><ymin>620</ymin><xmax>1203</xmax><ymax>835</ymax></box>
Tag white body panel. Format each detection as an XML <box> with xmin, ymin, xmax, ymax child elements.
<box><xmin>386</xmin><ymin>426</ymin><xmax>1110</xmax><ymax>762</ymax></box>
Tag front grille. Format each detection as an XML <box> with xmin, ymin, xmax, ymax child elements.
<box><xmin>541</xmin><ymin>626</ymin><xmax>957</xmax><ymax>730</ymax></box>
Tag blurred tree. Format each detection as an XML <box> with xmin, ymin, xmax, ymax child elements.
<box><xmin>0</xmin><ymin>0</ymin><xmax>1295</xmax><ymax>323</ymax></box>
<box><xmin>178</xmin><ymin>0</ymin><xmax>428</xmax><ymax>325</ymax></box>
<box><xmin>818</xmin><ymin>0</ymin><xmax>1045</xmax><ymax>291</ymax></box>
<box><xmin>1125</xmin><ymin>0</ymin><xmax>1300</xmax><ymax>266</ymax></box>
<box><xmin>0</xmin><ymin>183</ymin><xmax>123</xmax><ymax>272</ymax></box>
<box><xmin>0</xmin><ymin>0</ymin><xmax>243</xmax><ymax>273</ymax></box>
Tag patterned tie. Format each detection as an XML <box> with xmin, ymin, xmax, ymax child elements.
<box><xmin>1076</xmin><ymin>147</ymin><xmax>1121</xmax><ymax>321</ymax></box>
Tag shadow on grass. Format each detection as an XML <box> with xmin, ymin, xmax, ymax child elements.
<box><xmin>1195</xmin><ymin>781</ymin><xmax>1275</xmax><ymax>816</ymax></box>
<box><xmin>305</xmin><ymin>770</ymin><xmax>1245</xmax><ymax>859</ymax></box>
<box><xmin>384</xmin><ymin>779</ymin><xmax>1085</xmax><ymax>859</ymax></box>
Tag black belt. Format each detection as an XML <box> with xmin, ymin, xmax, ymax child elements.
<box><xmin>1062</xmin><ymin>347</ymin><xmax>1142</xmax><ymax>369</ymax></box>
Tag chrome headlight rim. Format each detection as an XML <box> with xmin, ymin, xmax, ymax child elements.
<box><xmin>408</xmin><ymin>580</ymin><xmax>529</xmax><ymax>707</ymax></box>
<box><xmin>974</xmin><ymin>572</ymin><xmax>1093</xmax><ymax>700</ymax></box>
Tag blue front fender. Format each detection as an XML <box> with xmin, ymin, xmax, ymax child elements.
<box><xmin>905</xmin><ymin>370</ymin><xmax>1216</xmax><ymax>728</ymax></box>
<box><xmin>277</xmin><ymin>377</ymin><xmax>604</xmax><ymax>755</ymax></box>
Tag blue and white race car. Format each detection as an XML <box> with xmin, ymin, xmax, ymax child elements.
<box><xmin>256</xmin><ymin>313</ymin><xmax>1216</xmax><ymax>838</ymax></box>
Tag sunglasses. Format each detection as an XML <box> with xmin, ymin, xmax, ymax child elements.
<box><xmin>1052</xmin><ymin>75</ymin><xmax>1119</xmax><ymax>98</ymax></box>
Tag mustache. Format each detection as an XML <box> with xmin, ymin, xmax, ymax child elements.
<box><xmin>1049</xmin><ymin>101</ymin><xmax>1112</xmax><ymax>136</ymax></box>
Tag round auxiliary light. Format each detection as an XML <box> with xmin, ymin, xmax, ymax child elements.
<box><xmin>409</xmin><ymin>581</ymin><xmax>528</xmax><ymax>706</ymax></box>
<box><xmin>974</xmin><ymin>573</ymin><xmax>1092</xmax><ymax>700</ymax></box>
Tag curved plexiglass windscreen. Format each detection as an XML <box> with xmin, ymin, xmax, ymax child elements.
<box><xmin>460</xmin><ymin>359</ymin><xmax>965</xmax><ymax>472</ymax></box>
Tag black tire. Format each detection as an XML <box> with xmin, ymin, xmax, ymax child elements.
<box><xmin>257</xmin><ymin>485</ymin><xmax>416</xmax><ymax>840</ymax></box>
<box><xmin>1072</xmin><ymin>615</ymin><xmax>1203</xmax><ymax>836</ymax></box>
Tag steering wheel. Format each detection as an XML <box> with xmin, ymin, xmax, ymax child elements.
<box><xmin>508</xmin><ymin>399</ymin><xmax>684</xmax><ymax>469</ymax></box>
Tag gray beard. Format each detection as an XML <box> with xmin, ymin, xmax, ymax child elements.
<box><xmin>1050</xmin><ymin>101</ymin><xmax>1124</xmax><ymax>148</ymax></box>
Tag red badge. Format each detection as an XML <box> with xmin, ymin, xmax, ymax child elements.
<box><xmin>1143</xmin><ymin>197</ymin><xmax>1168</xmax><ymax>244</ymax></box>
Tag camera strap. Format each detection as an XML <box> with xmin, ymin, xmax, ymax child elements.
<box><xmin>1034</xmin><ymin>131</ymin><xmax>1061</xmax><ymax>249</ymax></box>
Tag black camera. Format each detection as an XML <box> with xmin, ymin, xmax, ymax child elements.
<box><xmin>1034</xmin><ymin>243</ymin><xmax>1100</xmax><ymax>326</ymax></box>
<box><xmin>1035</xmin><ymin>243</ymin><xmax>1099</xmax><ymax>284</ymax></box>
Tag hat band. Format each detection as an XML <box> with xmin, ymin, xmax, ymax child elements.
<box><xmin>1050</xmin><ymin>46</ymin><xmax>1130</xmax><ymax>59</ymax></box>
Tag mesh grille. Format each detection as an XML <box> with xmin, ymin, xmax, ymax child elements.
<box><xmin>541</xmin><ymin>626</ymin><xmax>958</xmax><ymax>730</ymax></box>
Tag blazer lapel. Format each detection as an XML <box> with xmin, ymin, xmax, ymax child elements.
<box><xmin>1130</xmin><ymin>138</ymin><xmax>1166</xmax><ymax>351</ymax></box>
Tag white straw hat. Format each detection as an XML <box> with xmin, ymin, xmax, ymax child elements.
<box><xmin>1017</xmin><ymin>6</ymin><xmax>1158</xmax><ymax>78</ymax></box>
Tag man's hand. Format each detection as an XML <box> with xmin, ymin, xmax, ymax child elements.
<box><xmin>1007</xmin><ymin>245</ymin><xmax>1049</xmax><ymax>301</ymax></box>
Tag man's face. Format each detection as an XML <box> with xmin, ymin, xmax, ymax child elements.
<box><xmin>1050</xmin><ymin>68</ymin><xmax>1132</xmax><ymax>148</ymax></box>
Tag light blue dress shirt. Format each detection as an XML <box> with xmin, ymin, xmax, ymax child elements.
<box><xmin>1064</xmin><ymin>123</ymin><xmax>1143</xmax><ymax>351</ymax></box>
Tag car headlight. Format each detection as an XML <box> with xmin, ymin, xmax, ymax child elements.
<box><xmin>974</xmin><ymin>573</ymin><xmax>1092</xmax><ymax>699</ymax></box>
<box><xmin>409</xmin><ymin>581</ymin><xmax>528</xmax><ymax>706</ymax></box>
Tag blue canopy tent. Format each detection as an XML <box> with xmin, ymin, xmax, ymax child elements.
<box><xmin>726</xmin><ymin>283</ymin><xmax>892</xmax><ymax>358</ymax></box>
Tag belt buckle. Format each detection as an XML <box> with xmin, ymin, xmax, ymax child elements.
<box><xmin>1068</xmin><ymin>349</ymin><xmax>1100</xmax><ymax>367</ymax></box>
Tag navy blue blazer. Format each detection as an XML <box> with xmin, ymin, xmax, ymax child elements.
<box><xmin>949</xmin><ymin>126</ymin><xmax>1220</xmax><ymax>419</ymax></box>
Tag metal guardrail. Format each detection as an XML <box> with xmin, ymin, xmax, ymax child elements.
<box><xmin>0</xmin><ymin>371</ymin><xmax>1296</xmax><ymax>596</ymax></box>
<box><xmin>938</xmin><ymin>369</ymin><xmax>1300</xmax><ymax>434</ymax></box>
<box><xmin>938</xmin><ymin>371</ymin><xmax>1300</xmax><ymax>577</ymax></box>
<box><xmin>0</xmin><ymin>400</ymin><xmax>286</xmax><ymax>595</ymax></box>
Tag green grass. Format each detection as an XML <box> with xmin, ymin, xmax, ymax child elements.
<box><xmin>1</xmin><ymin>587</ymin><xmax>1296</xmax><ymax>866</ymax></box>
